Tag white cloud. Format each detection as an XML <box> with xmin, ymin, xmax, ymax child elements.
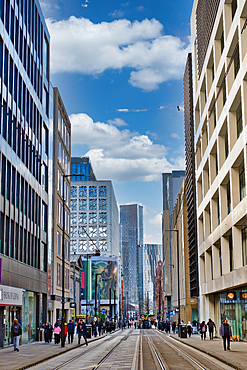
<box><xmin>116</xmin><ymin>107</ymin><xmax>149</xmax><ymax>112</ymax></box>
<box><xmin>117</xmin><ymin>108</ymin><xmax>129</xmax><ymax>112</ymax></box>
<box><xmin>148</xmin><ymin>213</ymin><xmax>162</xmax><ymax>228</ymax></box>
<box><xmin>70</xmin><ymin>113</ymin><xmax>185</xmax><ymax>182</ymax></box>
<box><xmin>109</xmin><ymin>9</ymin><xmax>125</xmax><ymax>18</ymax></box>
<box><xmin>47</xmin><ymin>17</ymin><xmax>190</xmax><ymax>91</ymax></box>
<box><xmin>107</xmin><ymin>118</ymin><xmax>128</xmax><ymax>127</ymax></box>
<box><xmin>81</xmin><ymin>4</ymin><xmax>88</xmax><ymax>7</ymax></box>
<box><xmin>137</xmin><ymin>6</ymin><xmax>145</xmax><ymax>11</ymax></box>
<box><xmin>171</xmin><ymin>133</ymin><xmax>181</xmax><ymax>139</ymax></box>
<box><xmin>158</xmin><ymin>105</ymin><xmax>166</xmax><ymax>110</ymax></box>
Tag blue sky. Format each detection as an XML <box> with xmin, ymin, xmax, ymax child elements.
<box><xmin>41</xmin><ymin>0</ymin><xmax>193</xmax><ymax>244</ymax></box>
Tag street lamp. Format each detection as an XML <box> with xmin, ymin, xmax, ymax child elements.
<box><xmin>166</xmin><ymin>229</ymin><xmax>180</xmax><ymax>326</ymax></box>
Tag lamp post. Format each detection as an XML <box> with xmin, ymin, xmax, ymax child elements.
<box><xmin>166</xmin><ymin>229</ymin><xmax>180</xmax><ymax>326</ymax></box>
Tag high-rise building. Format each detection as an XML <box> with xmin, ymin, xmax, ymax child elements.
<box><xmin>70</xmin><ymin>161</ymin><xmax>119</xmax><ymax>317</ymax></box>
<box><xmin>119</xmin><ymin>204</ymin><xmax>143</xmax><ymax>315</ymax></box>
<box><xmin>184</xmin><ymin>53</ymin><xmax>199</xmax><ymax>299</ymax></box>
<box><xmin>191</xmin><ymin>0</ymin><xmax>247</xmax><ymax>338</ymax></box>
<box><xmin>143</xmin><ymin>244</ymin><xmax>163</xmax><ymax>315</ymax></box>
<box><xmin>0</xmin><ymin>0</ymin><xmax>50</xmax><ymax>346</ymax></box>
<box><xmin>162</xmin><ymin>171</ymin><xmax>185</xmax><ymax>315</ymax></box>
<box><xmin>47</xmin><ymin>87</ymin><xmax>71</xmax><ymax>324</ymax></box>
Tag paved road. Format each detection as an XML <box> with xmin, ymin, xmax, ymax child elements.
<box><xmin>30</xmin><ymin>329</ymin><xmax>236</xmax><ymax>370</ymax></box>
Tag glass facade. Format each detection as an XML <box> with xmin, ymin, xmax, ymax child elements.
<box><xmin>215</xmin><ymin>288</ymin><xmax>247</xmax><ymax>341</ymax></box>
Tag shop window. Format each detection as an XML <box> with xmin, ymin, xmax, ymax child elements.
<box><xmin>239</xmin><ymin>161</ymin><xmax>246</xmax><ymax>201</ymax></box>
<box><xmin>242</xmin><ymin>226</ymin><xmax>247</xmax><ymax>266</ymax></box>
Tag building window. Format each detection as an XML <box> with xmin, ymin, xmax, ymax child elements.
<box><xmin>44</xmin><ymin>124</ymin><xmax>48</xmax><ymax>155</ymax></box>
<box><xmin>89</xmin><ymin>212</ymin><xmax>97</xmax><ymax>224</ymax></box>
<box><xmin>78</xmin><ymin>240</ymin><xmax>87</xmax><ymax>251</ymax></box>
<box><xmin>99</xmin><ymin>226</ymin><xmax>107</xmax><ymax>237</ymax></box>
<box><xmin>239</xmin><ymin>161</ymin><xmax>246</xmax><ymax>201</ymax></box>
<box><xmin>42</xmin><ymin>202</ymin><xmax>48</xmax><ymax>232</ymax></box>
<box><xmin>89</xmin><ymin>186</ymin><xmax>97</xmax><ymax>197</ymax></box>
<box><xmin>229</xmin><ymin>234</ymin><xmax>233</xmax><ymax>272</ymax></box>
<box><xmin>78</xmin><ymin>226</ymin><xmax>87</xmax><ymax>237</ymax></box>
<box><xmin>79</xmin><ymin>199</ymin><xmax>87</xmax><ymax>211</ymax></box>
<box><xmin>242</xmin><ymin>226</ymin><xmax>247</xmax><ymax>266</ymax></box>
<box><xmin>71</xmin><ymin>212</ymin><xmax>77</xmax><ymax>224</ymax></box>
<box><xmin>71</xmin><ymin>199</ymin><xmax>77</xmax><ymax>211</ymax></box>
<box><xmin>6</xmin><ymin>161</ymin><xmax>11</xmax><ymax>201</ymax></box>
<box><xmin>99</xmin><ymin>198</ymin><xmax>107</xmax><ymax>210</ymax></box>
<box><xmin>236</xmin><ymin>103</ymin><xmax>242</xmax><ymax>138</ymax></box>
<box><xmin>99</xmin><ymin>212</ymin><xmax>107</xmax><ymax>224</ymax></box>
<box><xmin>70</xmin><ymin>226</ymin><xmax>77</xmax><ymax>238</ymax></box>
<box><xmin>227</xmin><ymin>181</ymin><xmax>231</xmax><ymax>214</ymax></box>
<box><xmin>89</xmin><ymin>226</ymin><xmax>97</xmax><ymax>238</ymax></box>
<box><xmin>5</xmin><ymin>216</ymin><xmax>9</xmax><ymax>255</ymax></box>
<box><xmin>71</xmin><ymin>186</ymin><xmax>77</xmax><ymax>198</ymax></box>
<box><xmin>99</xmin><ymin>186</ymin><xmax>107</xmax><ymax>197</ymax></box>
<box><xmin>1</xmin><ymin>155</ymin><xmax>6</xmax><ymax>196</ymax></box>
<box><xmin>79</xmin><ymin>212</ymin><xmax>87</xmax><ymax>224</ymax></box>
<box><xmin>41</xmin><ymin>242</ymin><xmax>47</xmax><ymax>272</ymax></box>
<box><xmin>89</xmin><ymin>199</ymin><xmax>97</xmax><ymax>210</ymax></box>
<box><xmin>79</xmin><ymin>186</ymin><xmax>87</xmax><ymax>197</ymax></box>
<box><xmin>234</xmin><ymin>45</ymin><xmax>240</xmax><ymax>78</ymax></box>
<box><xmin>231</xmin><ymin>0</ymin><xmax>237</xmax><ymax>21</ymax></box>
<box><xmin>43</xmin><ymin>37</ymin><xmax>49</xmax><ymax>81</ymax></box>
<box><xmin>0</xmin><ymin>212</ymin><xmax>4</xmax><ymax>254</ymax></box>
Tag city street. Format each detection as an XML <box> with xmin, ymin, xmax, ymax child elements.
<box><xmin>1</xmin><ymin>329</ymin><xmax>246</xmax><ymax>370</ymax></box>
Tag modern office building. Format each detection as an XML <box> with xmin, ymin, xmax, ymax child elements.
<box><xmin>162</xmin><ymin>171</ymin><xmax>185</xmax><ymax>315</ymax></box>
<box><xmin>191</xmin><ymin>0</ymin><xmax>247</xmax><ymax>338</ymax></box>
<box><xmin>0</xmin><ymin>0</ymin><xmax>51</xmax><ymax>346</ymax></box>
<box><xmin>170</xmin><ymin>180</ymin><xmax>198</xmax><ymax>324</ymax></box>
<box><xmin>47</xmin><ymin>87</ymin><xmax>71</xmax><ymax>325</ymax></box>
<box><xmin>143</xmin><ymin>244</ymin><xmax>163</xmax><ymax>315</ymax></box>
<box><xmin>119</xmin><ymin>204</ymin><xmax>143</xmax><ymax>315</ymax></box>
<box><xmin>70</xmin><ymin>159</ymin><xmax>119</xmax><ymax>317</ymax></box>
<box><xmin>184</xmin><ymin>53</ymin><xmax>199</xmax><ymax>300</ymax></box>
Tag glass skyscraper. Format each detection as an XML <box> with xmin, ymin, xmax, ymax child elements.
<box><xmin>119</xmin><ymin>204</ymin><xmax>143</xmax><ymax>316</ymax></box>
<box><xmin>0</xmin><ymin>0</ymin><xmax>51</xmax><ymax>346</ymax></box>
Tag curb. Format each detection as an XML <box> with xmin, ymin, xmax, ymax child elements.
<box><xmin>168</xmin><ymin>333</ymin><xmax>241</xmax><ymax>370</ymax></box>
<box><xmin>15</xmin><ymin>334</ymin><xmax>107</xmax><ymax>370</ymax></box>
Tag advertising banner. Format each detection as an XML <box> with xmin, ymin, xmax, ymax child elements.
<box><xmin>91</xmin><ymin>258</ymin><xmax>118</xmax><ymax>300</ymax></box>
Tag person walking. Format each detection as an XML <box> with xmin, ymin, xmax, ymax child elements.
<box><xmin>187</xmin><ymin>321</ymin><xmax>192</xmax><ymax>337</ymax></box>
<box><xmin>44</xmin><ymin>323</ymin><xmax>50</xmax><ymax>343</ymax></box>
<box><xmin>207</xmin><ymin>318</ymin><xmax>216</xmax><ymax>340</ymax></box>
<box><xmin>54</xmin><ymin>322</ymin><xmax>61</xmax><ymax>345</ymax></box>
<box><xmin>67</xmin><ymin>320</ymin><xmax>75</xmax><ymax>344</ymax></box>
<box><xmin>11</xmin><ymin>319</ymin><xmax>22</xmax><ymax>352</ymax></box>
<box><xmin>199</xmin><ymin>321</ymin><xmax>207</xmax><ymax>340</ymax></box>
<box><xmin>220</xmin><ymin>319</ymin><xmax>232</xmax><ymax>351</ymax></box>
<box><xmin>48</xmin><ymin>322</ymin><xmax>53</xmax><ymax>343</ymax></box>
<box><xmin>172</xmin><ymin>321</ymin><xmax>176</xmax><ymax>333</ymax></box>
<box><xmin>77</xmin><ymin>319</ymin><xmax>88</xmax><ymax>346</ymax></box>
<box><xmin>98</xmin><ymin>320</ymin><xmax>102</xmax><ymax>336</ymax></box>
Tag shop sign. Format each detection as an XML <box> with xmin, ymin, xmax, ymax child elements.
<box><xmin>227</xmin><ymin>292</ymin><xmax>236</xmax><ymax>300</ymax></box>
<box><xmin>242</xmin><ymin>292</ymin><xmax>247</xmax><ymax>300</ymax></box>
<box><xmin>0</xmin><ymin>284</ymin><xmax>23</xmax><ymax>306</ymax></box>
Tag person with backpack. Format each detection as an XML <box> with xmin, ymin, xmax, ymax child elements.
<box><xmin>207</xmin><ymin>318</ymin><xmax>216</xmax><ymax>340</ymax></box>
<box><xmin>199</xmin><ymin>321</ymin><xmax>207</xmax><ymax>340</ymax></box>
<box><xmin>11</xmin><ymin>319</ymin><xmax>22</xmax><ymax>352</ymax></box>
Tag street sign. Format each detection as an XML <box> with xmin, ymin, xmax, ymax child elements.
<box><xmin>70</xmin><ymin>302</ymin><xmax>76</xmax><ymax>309</ymax></box>
<box><xmin>101</xmin><ymin>309</ymin><xmax>106</xmax><ymax>313</ymax></box>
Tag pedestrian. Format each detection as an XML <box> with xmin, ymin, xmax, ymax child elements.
<box><xmin>77</xmin><ymin>319</ymin><xmax>88</xmax><ymax>346</ymax></box>
<box><xmin>54</xmin><ymin>322</ymin><xmax>61</xmax><ymax>344</ymax></box>
<box><xmin>102</xmin><ymin>321</ymin><xmax>106</xmax><ymax>334</ymax></box>
<box><xmin>11</xmin><ymin>319</ymin><xmax>22</xmax><ymax>352</ymax></box>
<box><xmin>64</xmin><ymin>321</ymin><xmax>68</xmax><ymax>343</ymax></box>
<box><xmin>207</xmin><ymin>318</ymin><xmax>216</xmax><ymax>340</ymax></box>
<box><xmin>172</xmin><ymin>321</ymin><xmax>176</xmax><ymax>333</ymax></box>
<box><xmin>199</xmin><ymin>321</ymin><xmax>207</xmax><ymax>340</ymax></box>
<box><xmin>48</xmin><ymin>322</ymin><xmax>53</xmax><ymax>342</ymax></box>
<box><xmin>134</xmin><ymin>321</ymin><xmax>137</xmax><ymax>329</ymax></box>
<box><xmin>44</xmin><ymin>323</ymin><xmax>50</xmax><ymax>343</ymax></box>
<box><xmin>98</xmin><ymin>320</ymin><xmax>102</xmax><ymax>336</ymax></box>
<box><xmin>67</xmin><ymin>320</ymin><xmax>75</xmax><ymax>344</ymax></box>
<box><xmin>187</xmin><ymin>321</ymin><xmax>192</xmax><ymax>337</ymax></box>
<box><xmin>121</xmin><ymin>321</ymin><xmax>124</xmax><ymax>331</ymax></box>
<box><xmin>220</xmin><ymin>319</ymin><xmax>232</xmax><ymax>351</ymax></box>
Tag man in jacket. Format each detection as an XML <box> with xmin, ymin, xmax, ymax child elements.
<box><xmin>67</xmin><ymin>319</ymin><xmax>75</xmax><ymax>344</ymax></box>
<box><xmin>220</xmin><ymin>319</ymin><xmax>232</xmax><ymax>351</ymax></box>
<box><xmin>207</xmin><ymin>318</ymin><xmax>216</xmax><ymax>340</ymax></box>
<box><xmin>11</xmin><ymin>319</ymin><xmax>22</xmax><ymax>352</ymax></box>
<box><xmin>77</xmin><ymin>319</ymin><xmax>88</xmax><ymax>346</ymax></box>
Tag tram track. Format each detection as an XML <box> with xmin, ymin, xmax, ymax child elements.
<box><xmin>50</xmin><ymin>329</ymin><xmax>126</xmax><ymax>370</ymax></box>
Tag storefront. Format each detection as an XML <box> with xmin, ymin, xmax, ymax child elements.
<box><xmin>0</xmin><ymin>284</ymin><xmax>23</xmax><ymax>348</ymax></box>
<box><xmin>215</xmin><ymin>286</ymin><xmax>247</xmax><ymax>341</ymax></box>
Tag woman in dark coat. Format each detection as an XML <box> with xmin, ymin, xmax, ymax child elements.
<box><xmin>44</xmin><ymin>323</ymin><xmax>50</xmax><ymax>343</ymax></box>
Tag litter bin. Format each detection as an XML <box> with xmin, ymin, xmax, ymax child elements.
<box><xmin>86</xmin><ymin>325</ymin><xmax>92</xmax><ymax>338</ymax></box>
<box><xmin>180</xmin><ymin>326</ymin><xmax>187</xmax><ymax>338</ymax></box>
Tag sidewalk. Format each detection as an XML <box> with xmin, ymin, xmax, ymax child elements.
<box><xmin>0</xmin><ymin>333</ymin><xmax>107</xmax><ymax>370</ymax></box>
<box><xmin>169</xmin><ymin>332</ymin><xmax>247</xmax><ymax>370</ymax></box>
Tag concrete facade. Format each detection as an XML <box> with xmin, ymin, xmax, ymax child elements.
<box><xmin>191</xmin><ymin>0</ymin><xmax>247</xmax><ymax>339</ymax></box>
